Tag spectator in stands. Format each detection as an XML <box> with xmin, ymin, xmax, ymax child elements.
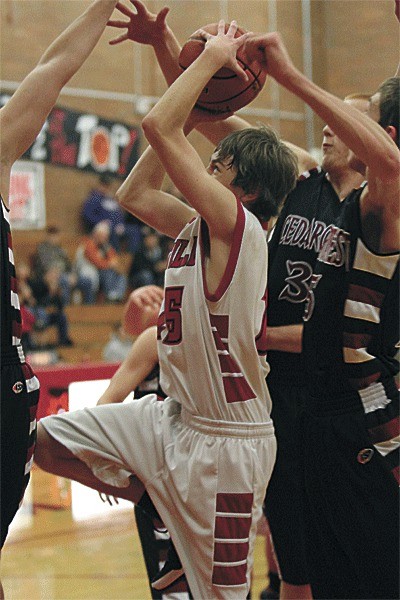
<box><xmin>77</xmin><ymin>221</ymin><xmax>127</xmax><ymax>303</ymax></box>
<box><xmin>16</xmin><ymin>262</ymin><xmax>38</xmax><ymax>351</ymax></box>
<box><xmin>34</xmin><ymin>224</ymin><xmax>96</xmax><ymax>304</ymax></box>
<box><xmin>82</xmin><ymin>173</ymin><xmax>143</xmax><ymax>253</ymax></box>
<box><xmin>102</xmin><ymin>322</ymin><xmax>134</xmax><ymax>363</ymax></box>
<box><xmin>128</xmin><ymin>227</ymin><xmax>167</xmax><ymax>289</ymax></box>
<box><xmin>30</xmin><ymin>266</ymin><xmax>73</xmax><ymax>347</ymax></box>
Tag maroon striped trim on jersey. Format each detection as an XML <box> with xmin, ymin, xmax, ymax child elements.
<box><xmin>255</xmin><ymin>288</ymin><xmax>268</xmax><ymax>355</ymax></box>
<box><xmin>212</xmin><ymin>492</ymin><xmax>253</xmax><ymax>587</ymax></box>
<box><xmin>1</xmin><ymin>197</ymin><xmax>22</xmax><ymax>346</ymax></box>
<box><xmin>361</xmin><ymin>381</ymin><xmax>400</xmax><ymax>485</ymax></box>
<box><xmin>343</xmin><ymin>239</ymin><xmax>399</xmax><ymax>390</ymax></box>
<box><xmin>209</xmin><ymin>314</ymin><xmax>255</xmax><ymax>403</ymax></box>
<box><xmin>298</xmin><ymin>166</ymin><xmax>322</xmax><ymax>181</ymax></box>
<box><xmin>341</xmin><ymin>238</ymin><xmax>399</xmax><ymax>484</ymax></box>
<box><xmin>201</xmin><ymin>199</ymin><xmax>245</xmax><ymax>302</ymax></box>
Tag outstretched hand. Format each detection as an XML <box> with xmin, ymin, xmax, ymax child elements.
<box><xmin>243</xmin><ymin>32</ymin><xmax>296</xmax><ymax>84</ymax></box>
<box><xmin>108</xmin><ymin>0</ymin><xmax>169</xmax><ymax>46</ymax></box>
<box><xmin>199</xmin><ymin>20</ymin><xmax>252</xmax><ymax>81</ymax></box>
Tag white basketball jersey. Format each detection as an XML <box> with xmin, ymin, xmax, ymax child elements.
<box><xmin>158</xmin><ymin>201</ymin><xmax>272</xmax><ymax>424</ymax></box>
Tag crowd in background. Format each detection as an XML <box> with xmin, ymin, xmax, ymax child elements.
<box><xmin>17</xmin><ymin>174</ymin><xmax>172</xmax><ymax>354</ymax></box>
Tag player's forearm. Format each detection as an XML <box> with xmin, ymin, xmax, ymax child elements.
<box><xmin>38</xmin><ymin>0</ymin><xmax>118</xmax><ymax>84</ymax></box>
<box><xmin>116</xmin><ymin>145</ymin><xmax>165</xmax><ymax>216</ymax></box>
<box><xmin>152</xmin><ymin>26</ymin><xmax>183</xmax><ymax>86</ymax></box>
<box><xmin>96</xmin><ymin>374</ymin><xmax>132</xmax><ymax>405</ymax></box>
<box><xmin>116</xmin><ymin>145</ymin><xmax>192</xmax><ymax>237</ymax></box>
<box><xmin>281</xmin><ymin>68</ymin><xmax>399</xmax><ymax>181</ymax></box>
<box><xmin>143</xmin><ymin>49</ymin><xmax>226</xmax><ymax>140</ymax></box>
<box><xmin>266</xmin><ymin>324</ymin><xmax>303</xmax><ymax>353</ymax></box>
<box><xmin>97</xmin><ymin>355</ymin><xmax>144</xmax><ymax>406</ymax></box>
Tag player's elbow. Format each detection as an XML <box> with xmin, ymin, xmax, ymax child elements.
<box><xmin>142</xmin><ymin>113</ymin><xmax>168</xmax><ymax>147</ymax></box>
<box><xmin>115</xmin><ymin>184</ymin><xmax>136</xmax><ymax>213</ymax></box>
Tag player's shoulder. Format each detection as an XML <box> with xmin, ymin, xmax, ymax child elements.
<box><xmin>285</xmin><ymin>166</ymin><xmax>326</xmax><ymax>203</ymax></box>
<box><xmin>297</xmin><ymin>165</ymin><xmax>324</xmax><ymax>184</ymax></box>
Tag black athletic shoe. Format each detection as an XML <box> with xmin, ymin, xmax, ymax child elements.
<box><xmin>259</xmin><ymin>586</ymin><xmax>280</xmax><ymax>599</ymax></box>
<box><xmin>151</xmin><ymin>541</ymin><xmax>184</xmax><ymax>590</ymax></box>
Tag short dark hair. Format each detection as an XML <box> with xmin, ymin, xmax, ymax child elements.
<box><xmin>214</xmin><ymin>126</ymin><xmax>298</xmax><ymax>220</ymax></box>
<box><xmin>46</xmin><ymin>224</ymin><xmax>60</xmax><ymax>235</ymax></box>
<box><xmin>99</xmin><ymin>173</ymin><xmax>113</xmax><ymax>186</ymax></box>
<box><xmin>377</xmin><ymin>77</ymin><xmax>400</xmax><ymax>148</ymax></box>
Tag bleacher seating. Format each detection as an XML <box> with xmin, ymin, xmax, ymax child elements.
<box><xmin>13</xmin><ymin>231</ymin><xmax>132</xmax><ymax>364</ymax></box>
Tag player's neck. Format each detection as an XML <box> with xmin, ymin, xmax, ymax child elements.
<box><xmin>327</xmin><ymin>169</ymin><xmax>364</xmax><ymax>202</ymax></box>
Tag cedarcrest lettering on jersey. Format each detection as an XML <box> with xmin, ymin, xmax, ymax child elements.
<box><xmin>280</xmin><ymin>215</ymin><xmax>335</xmax><ymax>252</ymax></box>
<box><xmin>167</xmin><ymin>236</ymin><xmax>197</xmax><ymax>269</ymax></box>
<box><xmin>317</xmin><ymin>225</ymin><xmax>351</xmax><ymax>270</ymax></box>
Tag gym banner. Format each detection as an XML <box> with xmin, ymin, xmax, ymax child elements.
<box><xmin>0</xmin><ymin>96</ymin><xmax>140</xmax><ymax>179</ymax></box>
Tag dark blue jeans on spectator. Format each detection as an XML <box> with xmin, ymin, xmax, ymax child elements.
<box><xmin>31</xmin><ymin>306</ymin><xmax>71</xmax><ymax>346</ymax></box>
<box><xmin>99</xmin><ymin>269</ymin><xmax>127</xmax><ymax>302</ymax></box>
<box><xmin>59</xmin><ymin>273</ymin><xmax>97</xmax><ymax>305</ymax></box>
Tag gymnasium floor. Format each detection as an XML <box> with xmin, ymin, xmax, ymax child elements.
<box><xmin>2</xmin><ymin>466</ymin><xmax>269</xmax><ymax>599</ymax></box>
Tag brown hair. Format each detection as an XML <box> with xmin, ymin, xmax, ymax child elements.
<box><xmin>377</xmin><ymin>77</ymin><xmax>400</xmax><ymax>147</ymax></box>
<box><xmin>214</xmin><ymin>125</ymin><xmax>298</xmax><ymax>221</ymax></box>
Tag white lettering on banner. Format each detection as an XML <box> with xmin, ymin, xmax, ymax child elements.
<box><xmin>76</xmin><ymin>115</ymin><xmax>132</xmax><ymax>172</ymax></box>
<box><xmin>76</xmin><ymin>114</ymin><xmax>99</xmax><ymax>168</ymax></box>
<box><xmin>30</xmin><ymin>121</ymin><xmax>49</xmax><ymax>161</ymax></box>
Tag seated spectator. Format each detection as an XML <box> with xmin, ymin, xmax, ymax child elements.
<box><xmin>16</xmin><ymin>262</ymin><xmax>47</xmax><ymax>351</ymax></box>
<box><xmin>30</xmin><ymin>266</ymin><xmax>73</xmax><ymax>347</ymax></box>
<box><xmin>123</xmin><ymin>211</ymin><xmax>144</xmax><ymax>255</ymax></box>
<box><xmin>33</xmin><ymin>224</ymin><xmax>96</xmax><ymax>304</ymax></box>
<box><xmin>76</xmin><ymin>221</ymin><xmax>127</xmax><ymax>303</ymax></box>
<box><xmin>102</xmin><ymin>323</ymin><xmax>134</xmax><ymax>363</ymax></box>
<box><xmin>128</xmin><ymin>228</ymin><xmax>167</xmax><ymax>289</ymax></box>
<box><xmin>82</xmin><ymin>174</ymin><xmax>144</xmax><ymax>253</ymax></box>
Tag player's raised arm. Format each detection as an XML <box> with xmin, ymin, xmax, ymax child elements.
<box><xmin>0</xmin><ymin>0</ymin><xmax>118</xmax><ymax>175</ymax></box>
<box><xmin>244</xmin><ymin>32</ymin><xmax>400</xmax><ymax>252</ymax></box>
<box><xmin>116</xmin><ymin>142</ymin><xmax>196</xmax><ymax>239</ymax></box>
<box><xmin>108</xmin><ymin>0</ymin><xmax>182</xmax><ymax>85</ymax></box>
<box><xmin>141</xmin><ymin>21</ymin><xmax>251</xmax><ymax>242</ymax></box>
<box><xmin>108</xmin><ymin>1</ymin><xmax>316</xmax><ymax>174</ymax></box>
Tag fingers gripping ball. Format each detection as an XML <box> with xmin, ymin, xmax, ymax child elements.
<box><xmin>179</xmin><ymin>23</ymin><xmax>267</xmax><ymax>115</ymax></box>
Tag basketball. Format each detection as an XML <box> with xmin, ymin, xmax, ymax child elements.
<box><xmin>179</xmin><ymin>23</ymin><xmax>267</xmax><ymax>116</ymax></box>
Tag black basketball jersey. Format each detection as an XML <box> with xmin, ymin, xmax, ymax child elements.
<box><xmin>134</xmin><ymin>363</ymin><xmax>166</xmax><ymax>401</ymax></box>
<box><xmin>1</xmin><ymin>196</ymin><xmax>22</xmax><ymax>349</ymax></box>
<box><xmin>267</xmin><ymin>168</ymin><xmax>343</xmax><ymax>382</ymax></box>
<box><xmin>303</xmin><ymin>188</ymin><xmax>400</xmax><ymax>397</ymax></box>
